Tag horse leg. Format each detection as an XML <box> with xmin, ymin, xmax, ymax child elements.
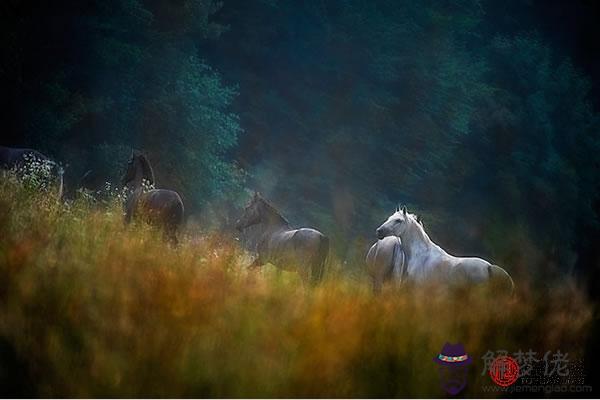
<box><xmin>309</xmin><ymin>235</ymin><xmax>329</xmax><ymax>285</ymax></box>
<box><xmin>372</xmin><ymin>275</ymin><xmax>383</xmax><ymax>295</ymax></box>
<box><xmin>124</xmin><ymin>201</ymin><xmax>134</xmax><ymax>224</ymax></box>
<box><xmin>298</xmin><ymin>267</ymin><xmax>311</xmax><ymax>287</ymax></box>
<box><xmin>165</xmin><ymin>226</ymin><xmax>178</xmax><ymax>247</ymax></box>
<box><xmin>248</xmin><ymin>256</ymin><xmax>263</xmax><ymax>270</ymax></box>
<box><xmin>162</xmin><ymin>199</ymin><xmax>184</xmax><ymax>247</ymax></box>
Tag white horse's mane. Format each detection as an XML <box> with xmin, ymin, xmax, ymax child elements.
<box><xmin>393</xmin><ymin>211</ymin><xmax>428</xmax><ymax>241</ymax></box>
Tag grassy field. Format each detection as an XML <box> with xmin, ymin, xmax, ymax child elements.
<box><xmin>0</xmin><ymin>173</ymin><xmax>593</xmax><ymax>397</ymax></box>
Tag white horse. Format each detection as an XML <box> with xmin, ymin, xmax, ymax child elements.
<box><xmin>375</xmin><ymin>206</ymin><xmax>514</xmax><ymax>294</ymax></box>
<box><xmin>365</xmin><ymin>236</ymin><xmax>406</xmax><ymax>294</ymax></box>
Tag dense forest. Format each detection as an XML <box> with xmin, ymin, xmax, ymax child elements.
<box><xmin>2</xmin><ymin>0</ymin><xmax>599</xmax><ymax>282</ymax></box>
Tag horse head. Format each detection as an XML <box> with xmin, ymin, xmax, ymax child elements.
<box><xmin>235</xmin><ymin>191</ymin><xmax>263</xmax><ymax>231</ymax></box>
<box><xmin>121</xmin><ymin>151</ymin><xmax>137</xmax><ymax>187</ymax></box>
<box><xmin>122</xmin><ymin>150</ymin><xmax>154</xmax><ymax>188</ymax></box>
<box><xmin>376</xmin><ymin>205</ymin><xmax>419</xmax><ymax>239</ymax></box>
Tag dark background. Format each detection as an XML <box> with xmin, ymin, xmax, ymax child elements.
<box><xmin>2</xmin><ymin>0</ymin><xmax>599</xmax><ymax>276</ymax></box>
<box><xmin>1</xmin><ymin>1</ymin><xmax>600</xmax><ymax>382</ymax></box>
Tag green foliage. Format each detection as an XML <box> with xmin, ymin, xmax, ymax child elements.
<box><xmin>137</xmin><ymin>51</ymin><xmax>243</xmax><ymax>207</ymax></box>
<box><xmin>5</xmin><ymin>0</ymin><xmax>242</xmax><ymax>212</ymax></box>
<box><xmin>474</xmin><ymin>34</ymin><xmax>600</xmax><ymax>260</ymax></box>
<box><xmin>207</xmin><ymin>1</ymin><xmax>599</xmax><ymax>273</ymax></box>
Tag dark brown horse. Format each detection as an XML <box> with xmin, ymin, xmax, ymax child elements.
<box><xmin>0</xmin><ymin>145</ymin><xmax>64</xmax><ymax>199</ymax></box>
<box><xmin>122</xmin><ymin>151</ymin><xmax>184</xmax><ymax>245</ymax></box>
<box><xmin>235</xmin><ymin>192</ymin><xmax>329</xmax><ymax>284</ymax></box>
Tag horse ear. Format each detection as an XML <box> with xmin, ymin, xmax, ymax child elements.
<box><xmin>396</xmin><ymin>205</ymin><xmax>400</xmax><ymax>212</ymax></box>
<box><xmin>402</xmin><ymin>205</ymin><xmax>407</xmax><ymax>215</ymax></box>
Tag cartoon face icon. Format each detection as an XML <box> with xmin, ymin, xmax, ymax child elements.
<box><xmin>433</xmin><ymin>343</ymin><xmax>472</xmax><ymax>396</ymax></box>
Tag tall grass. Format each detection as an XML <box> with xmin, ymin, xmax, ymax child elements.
<box><xmin>0</xmin><ymin>173</ymin><xmax>593</xmax><ymax>397</ymax></box>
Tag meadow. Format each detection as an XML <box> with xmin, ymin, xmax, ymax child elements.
<box><xmin>0</xmin><ymin>173</ymin><xmax>593</xmax><ymax>397</ymax></box>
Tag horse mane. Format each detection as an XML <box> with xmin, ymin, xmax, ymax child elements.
<box><xmin>401</xmin><ymin>212</ymin><xmax>421</xmax><ymax>234</ymax></box>
<box><xmin>405</xmin><ymin>211</ymin><xmax>433</xmax><ymax>245</ymax></box>
<box><xmin>407</xmin><ymin>212</ymin><xmax>421</xmax><ymax>228</ymax></box>
<box><xmin>257</xmin><ymin>195</ymin><xmax>290</xmax><ymax>225</ymax></box>
<box><xmin>137</xmin><ymin>153</ymin><xmax>155</xmax><ymax>186</ymax></box>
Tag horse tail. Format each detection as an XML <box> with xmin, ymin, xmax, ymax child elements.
<box><xmin>165</xmin><ymin>194</ymin><xmax>185</xmax><ymax>246</ymax></box>
<box><xmin>488</xmin><ymin>264</ymin><xmax>515</xmax><ymax>296</ymax></box>
<box><xmin>55</xmin><ymin>165</ymin><xmax>64</xmax><ymax>203</ymax></box>
<box><xmin>311</xmin><ymin>234</ymin><xmax>329</xmax><ymax>284</ymax></box>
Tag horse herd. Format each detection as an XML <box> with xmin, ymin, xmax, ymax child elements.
<box><xmin>1</xmin><ymin>145</ymin><xmax>514</xmax><ymax>294</ymax></box>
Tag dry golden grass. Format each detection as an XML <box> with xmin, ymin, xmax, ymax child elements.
<box><xmin>0</xmin><ymin>175</ymin><xmax>593</xmax><ymax>397</ymax></box>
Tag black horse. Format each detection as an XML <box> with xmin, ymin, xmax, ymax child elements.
<box><xmin>0</xmin><ymin>145</ymin><xmax>64</xmax><ymax>199</ymax></box>
<box><xmin>121</xmin><ymin>150</ymin><xmax>184</xmax><ymax>245</ymax></box>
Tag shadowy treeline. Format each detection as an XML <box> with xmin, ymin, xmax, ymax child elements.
<box><xmin>1</xmin><ymin>0</ymin><xmax>599</xmax><ymax>283</ymax></box>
